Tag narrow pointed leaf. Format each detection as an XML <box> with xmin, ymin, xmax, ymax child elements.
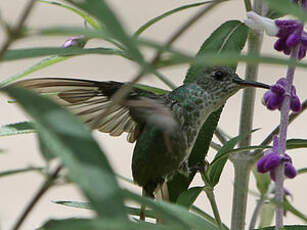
<box><xmin>3</xmin><ymin>47</ymin><xmax>125</xmax><ymax>61</ymax></box>
<box><xmin>286</xmin><ymin>139</ymin><xmax>307</xmax><ymax>149</ymax></box>
<box><xmin>297</xmin><ymin>167</ymin><xmax>307</xmax><ymax>175</ymax></box>
<box><xmin>123</xmin><ymin>189</ymin><xmax>219</xmax><ymax>230</ymax></box>
<box><xmin>168</xmin><ymin>20</ymin><xmax>248</xmax><ymax>201</ymax></box>
<box><xmin>39</xmin><ymin>0</ymin><xmax>99</xmax><ymax>29</ymax></box>
<box><xmin>191</xmin><ymin>205</ymin><xmax>229</xmax><ymax>229</ymax></box>
<box><xmin>0</xmin><ymin>167</ymin><xmax>43</xmax><ymax>177</ymax></box>
<box><xmin>41</xmin><ymin>218</ymin><xmax>181</xmax><ymax>230</ymax></box>
<box><xmin>53</xmin><ymin>200</ymin><xmax>156</xmax><ymax>218</ymax></box>
<box><xmin>0</xmin><ymin>121</ymin><xmax>35</xmax><ymax>136</ymax></box>
<box><xmin>176</xmin><ymin>186</ymin><xmax>203</xmax><ymax>208</ymax></box>
<box><xmin>2</xmin><ymin>86</ymin><xmax>127</xmax><ymax>219</ymax></box>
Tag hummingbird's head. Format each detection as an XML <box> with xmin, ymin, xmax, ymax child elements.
<box><xmin>196</xmin><ymin>66</ymin><xmax>270</xmax><ymax>105</ymax></box>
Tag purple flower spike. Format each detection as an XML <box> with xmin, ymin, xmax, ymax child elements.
<box><xmin>263</xmin><ymin>78</ymin><xmax>301</xmax><ymax>112</ymax></box>
<box><xmin>284</xmin><ymin>162</ymin><xmax>297</xmax><ymax>178</ymax></box>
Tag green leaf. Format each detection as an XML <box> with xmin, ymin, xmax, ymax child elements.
<box><xmin>3</xmin><ymin>47</ymin><xmax>125</xmax><ymax>61</ymax></box>
<box><xmin>40</xmin><ymin>218</ymin><xmax>181</xmax><ymax>230</ymax></box>
<box><xmin>286</xmin><ymin>139</ymin><xmax>307</xmax><ymax>149</ymax></box>
<box><xmin>208</xmin><ymin>130</ymin><xmax>258</xmax><ymax>187</ymax></box>
<box><xmin>0</xmin><ymin>167</ymin><xmax>43</xmax><ymax>177</ymax></box>
<box><xmin>298</xmin><ymin>167</ymin><xmax>307</xmax><ymax>175</ymax></box>
<box><xmin>0</xmin><ymin>55</ymin><xmax>70</xmax><ymax>87</ymax></box>
<box><xmin>53</xmin><ymin>200</ymin><xmax>92</xmax><ymax>210</ymax></box>
<box><xmin>2</xmin><ymin>86</ymin><xmax>127</xmax><ymax>219</ymax></box>
<box><xmin>33</xmin><ymin>26</ymin><xmax>307</xmax><ymax>69</ymax></box>
<box><xmin>258</xmin><ymin>201</ymin><xmax>274</xmax><ymax>229</ymax></box>
<box><xmin>266</xmin><ymin>8</ymin><xmax>286</xmax><ymax>19</ymax></box>
<box><xmin>37</xmin><ymin>131</ymin><xmax>57</xmax><ymax>161</ymax></box>
<box><xmin>134</xmin><ymin>1</ymin><xmax>212</xmax><ymax>37</ymax></box>
<box><xmin>191</xmin><ymin>205</ymin><xmax>229</xmax><ymax>229</ymax></box>
<box><xmin>53</xmin><ymin>200</ymin><xmax>157</xmax><ymax>218</ymax></box>
<box><xmin>209</xmin><ymin>144</ymin><xmax>268</xmax><ymax>166</ymax></box>
<box><xmin>39</xmin><ymin>0</ymin><xmax>99</xmax><ymax>29</ymax></box>
<box><xmin>253</xmin><ymin>168</ymin><xmax>271</xmax><ymax>195</ymax></box>
<box><xmin>0</xmin><ymin>121</ymin><xmax>35</xmax><ymax>136</ymax></box>
<box><xmin>123</xmin><ymin>189</ymin><xmax>219</xmax><ymax>230</ymax></box>
<box><xmin>65</xmin><ymin>0</ymin><xmax>145</xmax><ymax>66</ymax></box>
<box><xmin>134</xmin><ymin>83</ymin><xmax>170</xmax><ymax>95</ymax></box>
<box><xmin>176</xmin><ymin>186</ymin><xmax>203</xmax><ymax>208</ymax></box>
<box><xmin>168</xmin><ymin>20</ymin><xmax>248</xmax><ymax>201</ymax></box>
<box><xmin>269</xmin><ymin>198</ymin><xmax>307</xmax><ymax>223</ymax></box>
<box><xmin>257</xmin><ymin>226</ymin><xmax>307</xmax><ymax>230</ymax></box>
<box><xmin>266</xmin><ymin>0</ymin><xmax>307</xmax><ymax>22</ymax></box>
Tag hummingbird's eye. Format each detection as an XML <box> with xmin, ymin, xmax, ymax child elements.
<box><xmin>213</xmin><ymin>71</ymin><xmax>226</xmax><ymax>81</ymax></box>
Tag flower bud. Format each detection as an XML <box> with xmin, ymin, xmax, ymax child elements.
<box><xmin>62</xmin><ymin>36</ymin><xmax>87</xmax><ymax>48</ymax></box>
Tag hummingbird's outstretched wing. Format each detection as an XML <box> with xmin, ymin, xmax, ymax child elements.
<box><xmin>14</xmin><ymin>78</ymin><xmax>176</xmax><ymax>143</ymax></box>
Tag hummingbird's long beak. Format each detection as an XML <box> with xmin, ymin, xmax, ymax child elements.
<box><xmin>233</xmin><ymin>78</ymin><xmax>270</xmax><ymax>89</ymax></box>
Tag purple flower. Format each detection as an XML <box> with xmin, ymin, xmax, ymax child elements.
<box><xmin>257</xmin><ymin>136</ymin><xmax>281</xmax><ymax>173</ymax></box>
<box><xmin>263</xmin><ymin>78</ymin><xmax>301</xmax><ymax>112</ymax></box>
<box><xmin>257</xmin><ymin>136</ymin><xmax>297</xmax><ymax>180</ymax></box>
<box><xmin>284</xmin><ymin>162</ymin><xmax>297</xmax><ymax>178</ymax></box>
<box><xmin>62</xmin><ymin>36</ymin><xmax>87</xmax><ymax>48</ymax></box>
<box><xmin>263</xmin><ymin>84</ymin><xmax>285</xmax><ymax>110</ymax></box>
<box><xmin>244</xmin><ymin>12</ymin><xmax>307</xmax><ymax>59</ymax></box>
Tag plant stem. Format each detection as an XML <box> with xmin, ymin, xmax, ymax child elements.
<box><xmin>230</xmin><ymin>161</ymin><xmax>253</xmax><ymax>230</ymax></box>
<box><xmin>201</xmin><ymin>171</ymin><xmax>225</xmax><ymax>230</ymax></box>
<box><xmin>244</xmin><ymin>0</ymin><xmax>252</xmax><ymax>11</ymax></box>
<box><xmin>231</xmin><ymin>1</ymin><xmax>265</xmax><ymax>229</ymax></box>
<box><xmin>11</xmin><ymin>165</ymin><xmax>62</xmax><ymax>230</ymax></box>
<box><xmin>0</xmin><ymin>0</ymin><xmax>36</xmax><ymax>61</ymax></box>
<box><xmin>275</xmin><ymin>43</ymin><xmax>300</xmax><ymax>230</ymax></box>
<box><xmin>205</xmin><ymin>189</ymin><xmax>225</xmax><ymax>230</ymax></box>
<box><xmin>249</xmin><ymin>183</ymin><xmax>274</xmax><ymax>230</ymax></box>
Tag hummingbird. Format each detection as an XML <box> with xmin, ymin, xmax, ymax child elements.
<box><xmin>14</xmin><ymin>66</ymin><xmax>270</xmax><ymax>199</ymax></box>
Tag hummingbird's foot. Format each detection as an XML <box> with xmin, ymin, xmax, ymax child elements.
<box><xmin>190</xmin><ymin>160</ymin><xmax>209</xmax><ymax>174</ymax></box>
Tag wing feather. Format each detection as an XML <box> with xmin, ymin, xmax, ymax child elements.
<box><xmin>15</xmin><ymin>78</ymin><xmax>141</xmax><ymax>143</ymax></box>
